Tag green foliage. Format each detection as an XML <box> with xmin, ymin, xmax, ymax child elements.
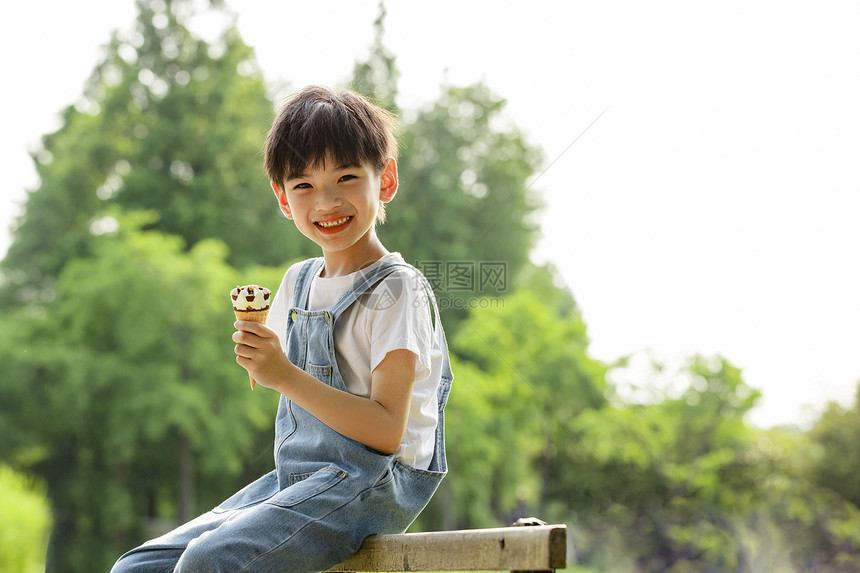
<box><xmin>1</xmin><ymin>0</ymin><xmax>313</xmax><ymax>307</ymax></box>
<box><xmin>349</xmin><ymin>1</ymin><xmax>400</xmax><ymax>114</ymax></box>
<box><xmin>570</xmin><ymin>355</ymin><xmax>764</xmax><ymax>568</ymax></box>
<box><xmin>564</xmin><ymin>356</ymin><xmax>860</xmax><ymax>572</ymax></box>
<box><xmin>0</xmin><ymin>466</ymin><xmax>51</xmax><ymax>573</ymax></box>
<box><xmin>421</xmin><ymin>268</ymin><xmax>607</xmax><ymax>529</ymax></box>
<box><xmin>730</xmin><ymin>425</ymin><xmax>860</xmax><ymax>572</ymax></box>
<box><xmin>810</xmin><ymin>384</ymin><xmax>860</xmax><ymax>507</ymax></box>
<box><xmin>0</xmin><ymin>215</ymin><xmax>282</xmax><ymax>570</ymax></box>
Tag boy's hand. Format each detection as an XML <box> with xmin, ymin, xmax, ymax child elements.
<box><xmin>232</xmin><ymin>321</ymin><xmax>291</xmax><ymax>389</ymax></box>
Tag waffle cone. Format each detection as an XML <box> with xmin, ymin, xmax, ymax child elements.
<box><xmin>233</xmin><ymin>308</ymin><xmax>270</xmax><ymax>389</ymax></box>
<box><xmin>233</xmin><ymin>308</ymin><xmax>270</xmax><ymax>323</ymax></box>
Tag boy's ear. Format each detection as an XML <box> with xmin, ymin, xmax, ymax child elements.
<box><xmin>379</xmin><ymin>158</ymin><xmax>398</xmax><ymax>203</ymax></box>
<box><xmin>271</xmin><ymin>181</ymin><xmax>293</xmax><ymax>220</ymax></box>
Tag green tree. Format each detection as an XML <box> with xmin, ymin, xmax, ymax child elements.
<box><xmin>0</xmin><ymin>466</ymin><xmax>51</xmax><ymax>573</ymax></box>
<box><xmin>416</xmin><ymin>265</ymin><xmax>607</xmax><ymax>530</ymax></box>
<box><xmin>1</xmin><ymin>0</ymin><xmax>311</xmax><ymax>307</ymax></box>
<box><xmin>568</xmin><ymin>353</ymin><xmax>764</xmax><ymax>571</ymax></box>
<box><xmin>810</xmin><ymin>384</ymin><xmax>860</xmax><ymax>508</ymax></box>
<box><xmin>0</xmin><ymin>214</ymin><xmax>283</xmax><ymax>571</ymax></box>
<box><xmin>349</xmin><ymin>1</ymin><xmax>400</xmax><ymax>114</ymax></box>
<box><xmin>787</xmin><ymin>384</ymin><xmax>860</xmax><ymax>570</ymax></box>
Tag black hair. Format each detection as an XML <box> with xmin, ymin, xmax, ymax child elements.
<box><xmin>264</xmin><ymin>86</ymin><xmax>398</xmax><ymax>186</ymax></box>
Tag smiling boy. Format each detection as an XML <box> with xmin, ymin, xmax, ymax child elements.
<box><xmin>111</xmin><ymin>86</ymin><xmax>453</xmax><ymax>573</ymax></box>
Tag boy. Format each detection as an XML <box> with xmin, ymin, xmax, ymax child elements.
<box><xmin>111</xmin><ymin>86</ymin><xmax>453</xmax><ymax>572</ymax></box>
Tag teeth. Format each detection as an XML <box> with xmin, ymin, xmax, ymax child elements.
<box><xmin>317</xmin><ymin>216</ymin><xmax>350</xmax><ymax>228</ymax></box>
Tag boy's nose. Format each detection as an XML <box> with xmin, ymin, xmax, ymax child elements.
<box><xmin>315</xmin><ymin>182</ymin><xmax>343</xmax><ymax>210</ymax></box>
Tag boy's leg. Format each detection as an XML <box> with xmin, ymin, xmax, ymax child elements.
<box><xmin>172</xmin><ymin>468</ymin><xmax>393</xmax><ymax>573</ymax></box>
<box><xmin>111</xmin><ymin>471</ymin><xmax>283</xmax><ymax>572</ymax></box>
<box><xmin>173</xmin><ymin>501</ymin><xmax>368</xmax><ymax>573</ymax></box>
<box><xmin>110</xmin><ymin>546</ymin><xmax>184</xmax><ymax>573</ymax></box>
<box><xmin>171</xmin><ymin>464</ymin><xmax>431</xmax><ymax>573</ymax></box>
<box><xmin>110</xmin><ymin>509</ymin><xmax>231</xmax><ymax>573</ymax></box>
<box><xmin>113</xmin><ymin>501</ymin><xmax>362</xmax><ymax>573</ymax></box>
<box><xmin>115</xmin><ymin>469</ymin><xmax>413</xmax><ymax>573</ymax></box>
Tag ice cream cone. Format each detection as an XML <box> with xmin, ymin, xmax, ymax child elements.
<box><xmin>231</xmin><ymin>285</ymin><xmax>272</xmax><ymax>389</ymax></box>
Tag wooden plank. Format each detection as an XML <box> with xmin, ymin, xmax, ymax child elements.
<box><xmin>326</xmin><ymin>524</ymin><xmax>567</xmax><ymax>572</ymax></box>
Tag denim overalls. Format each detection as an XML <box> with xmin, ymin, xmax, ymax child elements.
<box><xmin>112</xmin><ymin>258</ymin><xmax>453</xmax><ymax>573</ymax></box>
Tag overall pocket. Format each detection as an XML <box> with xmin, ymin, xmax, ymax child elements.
<box><xmin>269</xmin><ymin>465</ymin><xmax>348</xmax><ymax>508</ymax></box>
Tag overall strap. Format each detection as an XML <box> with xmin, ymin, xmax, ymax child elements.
<box><xmin>329</xmin><ymin>262</ymin><xmax>441</xmax><ymax>331</ymax></box>
<box><xmin>291</xmin><ymin>257</ymin><xmax>446</xmax><ymax>342</ymax></box>
<box><xmin>292</xmin><ymin>257</ymin><xmax>326</xmax><ymax>310</ymax></box>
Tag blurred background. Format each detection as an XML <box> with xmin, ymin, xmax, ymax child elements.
<box><xmin>1</xmin><ymin>1</ymin><xmax>859</xmax><ymax>571</ymax></box>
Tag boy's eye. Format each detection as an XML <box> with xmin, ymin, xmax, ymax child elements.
<box><xmin>293</xmin><ymin>182</ymin><xmax>312</xmax><ymax>190</ymax></box>
<box><xmin>338</xmin><ymin>174</ymin><xmax>356</xmax><ymax>183</ymax></box>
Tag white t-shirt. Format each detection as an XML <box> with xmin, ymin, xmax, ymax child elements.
<box><xmin>267</xmin><ymin>253</ymin><xmax>442</xmax><ymax>470</ymax></box>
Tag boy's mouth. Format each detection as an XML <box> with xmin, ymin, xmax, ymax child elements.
<box><xmin>315</xmin><ymin>216</ymin><xmax>352</xmax><ymax>229</ymax></box>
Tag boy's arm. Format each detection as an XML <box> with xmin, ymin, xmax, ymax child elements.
<box><xmin>233</xmin><ymin>321</ymin><xmax>415</xmax><ymax>454</ymax></box>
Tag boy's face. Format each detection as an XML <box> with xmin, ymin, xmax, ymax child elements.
<box><xmin>271</xmin><ymin>156</ymin><xmax>398</xmax><ymax>257</ymax></box>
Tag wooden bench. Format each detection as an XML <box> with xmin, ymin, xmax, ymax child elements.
<box><xmin>327</xmin><ymin>523</ymin><xmax>567</xmax><ymax>572</ymax></box>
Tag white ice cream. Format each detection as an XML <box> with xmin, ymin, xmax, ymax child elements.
<box><xmin>231</xmin><ymin>284</ymin><xmax>271</xmax><ymax>311</ymax></box>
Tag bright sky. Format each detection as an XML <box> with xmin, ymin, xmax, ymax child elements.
<box><xmin>3</xmin><ymin>1</ymin><xmax>859</xmax><ymax>428</ymax></box>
